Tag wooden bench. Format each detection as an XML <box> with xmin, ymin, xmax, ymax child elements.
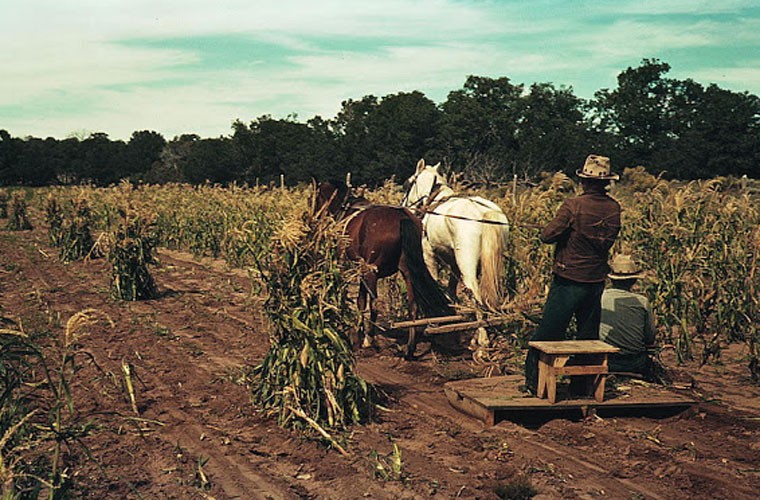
<box><xmin>529</xmin><ymin>340</ymin><xmax>620</xmax><ymax>403</ymax></box>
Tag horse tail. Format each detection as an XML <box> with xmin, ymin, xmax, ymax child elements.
<box><xmin>399</xmin><ymin>216</ymin><xmax>453</xmax><ymax>318</ymax></box>
<box><xmin>479</xmin><ymin>211</ymin><xmax>509</xmax><ymax>310</ymax></box>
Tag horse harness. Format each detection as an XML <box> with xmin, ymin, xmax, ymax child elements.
<box><xmin>413</xmin><ymin>183</ymin><xmax>511</xmax><ymax>227</ymax></box>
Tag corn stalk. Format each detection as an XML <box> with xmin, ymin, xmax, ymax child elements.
<box><xmin>250</xmin><ymin>192</ymin><xmax>374</xmax><ymax>448</ymax></box>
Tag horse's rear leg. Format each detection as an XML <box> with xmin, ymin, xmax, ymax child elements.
<box><xmin>356</xmin><ymin>281</ymin><xmax>369</xmax><ymax>349</ymax></box>
<box><xmin>359</xmin><ymin>274</ymin><xmax>378</xmax><ymax>349</ymax></box>
<box><xmin>456</xmin><ymin>253</ymin><xmax>482</xmax><ymax>305</ymax></box>
<box><xmin>398</xmin><ymin>269</ymin><xmax>419</xmax><ymax>359</ymax></box>
<box><xmin>454</xmin><ymin>251</ymin><xmax>490</xmax><ymax>350</ymax></box>
<box><xmin>405</xmin><ymin>287</ymin><xmax>418</xmax><ymax>360</ymax></box>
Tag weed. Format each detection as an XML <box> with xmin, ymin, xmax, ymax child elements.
<box><xmin>494</xmin><ymin>475</ymin><xmax>538</xmax><ymax>500</ymax></box>
<box><xmin>369</xmin><ymin>443</ymin><xmax>404</xmax><ymax>482</ymax></box>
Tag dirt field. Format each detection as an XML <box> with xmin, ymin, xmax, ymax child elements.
<box><xmin>1</xmin><ymin>217</ymin><xmax>759</xmax><ymax>499</ymax></box>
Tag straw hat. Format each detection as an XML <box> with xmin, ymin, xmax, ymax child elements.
<box><xmin>576</xmin><ymin>154</ymin><xmax>619</xmax><ymax>181</ymax></box>
<box><xmin>608</xmin><ymin>254</ymin><xmax>646</xmax><ymax>280</ymax></box>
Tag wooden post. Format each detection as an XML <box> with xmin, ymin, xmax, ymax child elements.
<box><xmin>594</xmin><ymin>354</ymin><xmax>608</xmax><ymax>402</ymax></box>
<box><xmin>548</xmin><ymin>355</ymin><xmax>569</xmax><ymax>404</ymax></box>
<box><xmin>537</xmin><ymin>351</ymin><xmax>547</xmax><ymax>399</ymax></box>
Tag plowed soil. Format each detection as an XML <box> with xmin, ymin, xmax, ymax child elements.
<box><xmin>1</xmin><ymin>217</ymin><xmax>759</xmax><ymax>499</ymax></box>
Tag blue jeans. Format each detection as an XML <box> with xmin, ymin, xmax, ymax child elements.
<box><xmin>524</xmin><ymin>275</ymin><xmax>605</xmax><ymax>390</ymax></box>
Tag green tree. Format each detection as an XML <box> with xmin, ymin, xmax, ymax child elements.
<box><xmin>332</xmin><ymin>95</ymin><xmax>380</xmax><ymax>183</ymax></box>
<box><xmin>592</xmin><ymin>59</ymin><xmax>760</xmax><ymax>178</ymax></box>
<box><xmin>592</xmin><ymin>59</ymin><xmax>674</xmax><ymax>167</ymax></box>
<box><xmin>334</xmin><ymin>91</ymin><xmax>441</xmax><ymax>184</ymax></box>
<box><xmin>142</xmin><ymin>134</ymin><xmax>200</xmax><ymax>184</ymax></box>
<box><xmin>0</xmin><ymin>129</ymin><xmax>21</xmax><ymax>185</ymax></box>
<box><xmin>673</xmin><ymin>84</ymin><xmax>760</xmax><ymax>178</ymax></box>
<box><xmin>181</xmin><ymin>137</ymin><xmax>239</xmax><ymax>184</ymax></box>
<box><xmin>75</xmin><ymin>133</ymin><xmax>129</xmax><ymax>185</ymax></box>
<box><xmin>232</xmin><ymin>115</ymin><xmax>335</xmax><ymax>186</ymax></box>
<box><xmin>514</xmin><ymin>82</ymin><xmax>593</xmax><ymax>178</ymax></box>
<box><xmin>438</xmin><ymin>75</ymin><xmax>523</xmax><ymax>179</ymax></box>
<box><xmin>126</xmin><ymin>130</ymin><xmax>167</xmax><ymax>179</ymax></box>
<box><xmin>11</xmin><ymin>137</ymin><xmax>57</xmax><ymax>185</ymax></box>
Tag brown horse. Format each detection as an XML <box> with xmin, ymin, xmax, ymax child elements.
<box><xmin>316</xmin><ymin>180</ymin><xmax>452</xmax><ymax>358</ymax></box>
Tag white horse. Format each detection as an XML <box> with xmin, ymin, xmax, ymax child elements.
<box><xmin>401</xmin><ymin>160</ymin><xmax>509</xmax><ymax>347</ymax></box>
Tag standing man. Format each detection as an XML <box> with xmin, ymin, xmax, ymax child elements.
<box><xmin>600</xmin><ymin>254</ymin><xmax>658</xmax><ymax>379</ymax></box>
<box><xmin>523</xmin><ymin>155</ymin><xmax>622</xmax><ymax>395</ymax></box>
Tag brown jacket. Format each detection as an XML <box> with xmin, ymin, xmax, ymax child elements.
<box><xmin>541</xmin><ymin>190</ymin><xmax>621</xmax><ymax>283</ymax></box>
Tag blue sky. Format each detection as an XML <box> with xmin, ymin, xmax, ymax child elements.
<box><xmin>2</xmin><ymin>0</ymin><xmax>759</xmax><ymax>140</ymax></box>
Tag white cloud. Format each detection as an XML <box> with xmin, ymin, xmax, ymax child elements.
<box><xmin>688</xmin><ymin>65</ymin><xmax>760</xmax><ymax>92</ymax></box>
<box><xmin>0</xmin><ymin>40</ymin><xmax>193</xmax><ymax>105</ymax></box>
<box><xmin>2</xmin><ymin>1</ymin><xmax>507</xmax><ymax>40</ymax></box>
<box><xmin>602</xmin><ymin>0</ymin><xmax>758</xmax><ymax>15</ymax></box>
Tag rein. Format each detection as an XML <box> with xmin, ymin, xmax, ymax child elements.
<box><xmin>419</xmin><ymin>208</ymin><xmax>512</xmax><ymax>226</ymax></box>
<box><xmin>418</xmin><ymin>190</ymin><xmax>511</xmax><ymax>226</ymax></box>
<box><xmin>421</xmin><ymin>206</ymin><xmax>541</xmax><ymax>230</ymax></box>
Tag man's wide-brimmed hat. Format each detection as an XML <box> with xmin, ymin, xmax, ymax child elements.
<box><xmin>608</xmin><ymin>254</ymin><xmax>646</xmax><ymax>280</ymax></box>
<box><xmin>577</xmin><ymin>154</ymin><xmax>619</xmax><ymax>181</ymax></box>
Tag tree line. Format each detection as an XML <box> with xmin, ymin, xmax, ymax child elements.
<box><xmin>1</xmin><ymin>59</ymin><xmax>758</xmax><ymax>188</ymax></box>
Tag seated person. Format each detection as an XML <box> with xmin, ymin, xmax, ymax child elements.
<box><xmin>599</xmin><ymin>254</ymin><xmax>658</xmax><ymax>380</ymax></box>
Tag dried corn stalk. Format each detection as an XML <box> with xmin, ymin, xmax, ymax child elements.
<box><xmin>108</xmin><ymin>206</ymin><xmax>159</xmax><ymax>301</ymax></box>
<box><xmin>251</xmin><ymin>192</ymin><xmax>374</xmax><ymax>446</ymax></box>
<box><xmin>6</xmin><ymin>191</ymin><xmax>32</xmax><ymax>231</ymax></box>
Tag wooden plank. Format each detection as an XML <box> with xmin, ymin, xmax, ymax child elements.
<box><xmin>443</xmin><ymin>386</ymin><xmax>495</xmax><ymax>426</ymax></box>
<box><xmin>529</xmin><ymin>340</ymin><xmax>620</xmax><ymax>355</ymax></box>
<box><xmin>554</xmin><ymin>365</ymin><xmax>608</xmax><ymax>376</ymax></box>
<box><xmin>391</xmin><ymin>315</ymin><xmax>467</xmax><ymax>329</ymax></box>
<box><xmin>443</xmin><ymin>375</ymin><xmax>697</xmax><ymax>424</ymax></box>
<box><xmin>425</xmin><ymin>316</ymin><xmax>512</xmax><ymax>335</ymax></box>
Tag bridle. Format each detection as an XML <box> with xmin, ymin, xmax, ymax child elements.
<box><xmin>402</xmin><ymin>170</ymin><xmax>441</xmax><ymax>209</ymax></box>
